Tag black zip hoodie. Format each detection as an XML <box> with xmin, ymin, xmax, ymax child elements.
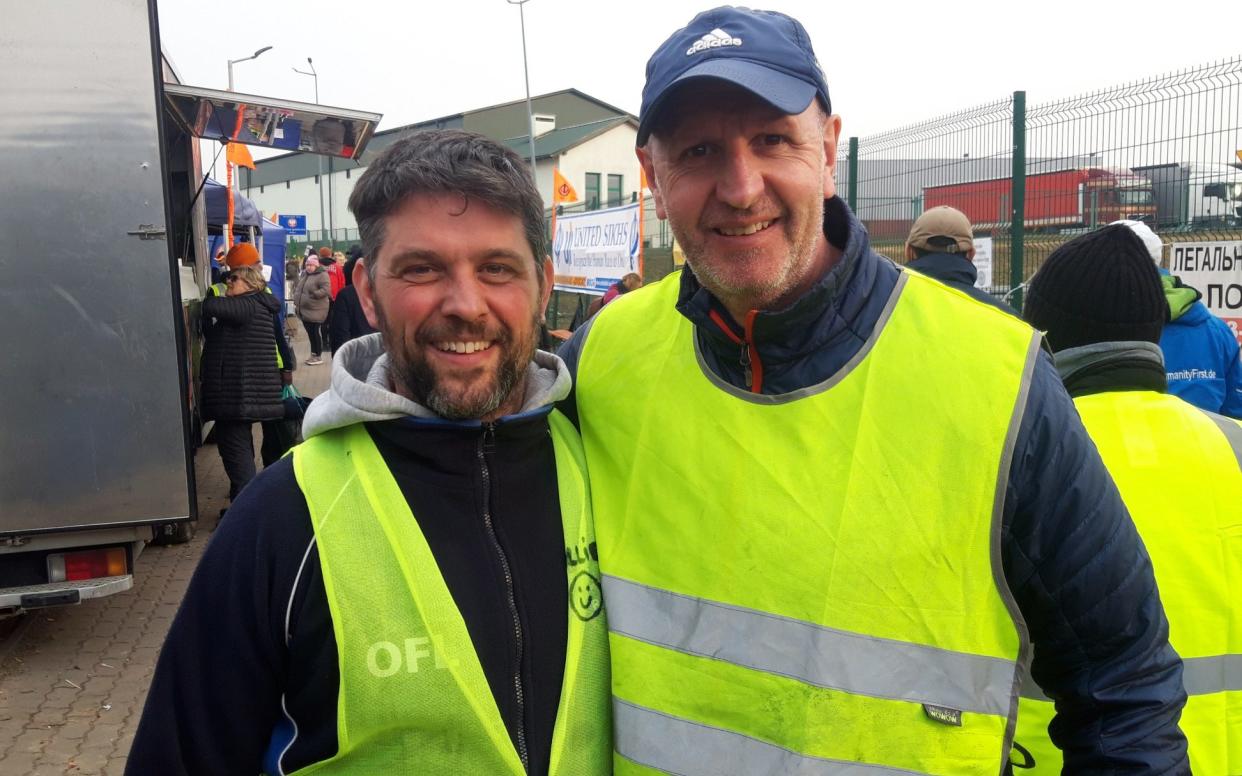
<box><xmin>128</xmin><ymin>340</ymin><xmax>575</xmax><ymax>775</ymax></box>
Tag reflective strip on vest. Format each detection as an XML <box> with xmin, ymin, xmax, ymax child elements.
<box><xmin>1015</xmin><ymin>390</ymin><xmax>1242</xmax><ymax>776</ymax></box>
<box><xmin>1021</xmin><ymin>653</ymin><xmax>1242</xmax><ymax>701</ymax></box>
<box><xmin>604</xmin><ymin>574</ymin><xmax>1016</xmax><ymax>717</ymax></box>
<box><xmin>614</xmin><ymin>698</ymin><xmax>927</xmax><ymax>775</ymax></box>
<box><xmin>1199</xmin><ymin>407</ymin><xmax>1242</xmax><ymax>468</ymax></box>
<box><xmin>577</xmin><ymin>269</ymin><xmax>1041</xmax><ymax>775</ymax></box>
<box><xmin>290</xmin><ymin>417</ymin><xmax>610</xmax><ymax>774</ymax></box>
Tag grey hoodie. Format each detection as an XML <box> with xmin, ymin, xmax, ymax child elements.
<box><xmin>302</xmin><ymin>332</ymin><xmax>573</xmax><ymax>437</ymax></box>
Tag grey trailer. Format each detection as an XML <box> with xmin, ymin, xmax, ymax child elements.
<box><xmin>0</xmin><ymin>0</ymin><xmax>380</xmax><ymax>615</ymax></box>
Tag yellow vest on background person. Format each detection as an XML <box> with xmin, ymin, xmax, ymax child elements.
<box><xmin>289</xmin><ymin>416</ymin><xmax>611</xmax><ymax>775</ymax></box>
<box><xmin>1014</xmin><ymin>390</ymin><xmax>1242</xmax><ymax>776</ymax></box>
<box><xmin>576</xmin><ymin>270</ymin><xmax>1042</xmax><ymax>775</ymax></box>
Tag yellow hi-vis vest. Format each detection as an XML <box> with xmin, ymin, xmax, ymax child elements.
<box><xmin>290</xmin><ymin>416</ymin><xmax>612</xmax><ymax>774</ymax></box>
<box><xmin>576</xmin><ymin>269</ymin><xmax>1042</xmax><ymax>775</ymax></box>
<box><xmin>1014</xmin><ymin>390</ymin><xmax>1242</xmax><ymax>776</ymax></box>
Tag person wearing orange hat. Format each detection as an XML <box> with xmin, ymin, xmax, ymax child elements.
<box><xmin>207</xmin><ymin>242</ymin><xmax>297</xmax><ymax>473</ymax></box>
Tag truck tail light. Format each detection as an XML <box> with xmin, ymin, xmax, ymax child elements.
<box><xmin>47</xmin><ymin>548</ymin><xmax>128</xmax><ymax>583</ymax></box>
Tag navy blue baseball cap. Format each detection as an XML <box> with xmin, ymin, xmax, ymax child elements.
<box><xmin>637</xmin><ymin>6</ymin><xmax>832</xmax><ymax>145</ymax></box>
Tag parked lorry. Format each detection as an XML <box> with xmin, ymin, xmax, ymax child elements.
<box><xmin>0</xmin><ymin>0</ymin><xmax>379</xmax><ymax>616</ymax></box>
<box><xmin>923</xmin><ymin>167</ymin><xmax>1156</xmax><ymax>230</ymax></box>
<box><xmin>1132</xmin><ymin>162</ymin><xmax>1242</xmax><ymax>228</ymax></box>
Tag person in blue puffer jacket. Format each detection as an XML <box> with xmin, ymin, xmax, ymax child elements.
<box><xmin>1115</xmin><ymin>220</ymin><xmax>1242</xmax><ymax>418</ymax></box>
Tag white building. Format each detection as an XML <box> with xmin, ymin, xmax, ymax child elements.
<box><xmin>241</xmin><ymin>89</ymin><xmax>643</xmax><ymax>245</ymax></box>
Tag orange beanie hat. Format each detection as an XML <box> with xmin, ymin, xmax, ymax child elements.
<box><xmin>225</xmin><ymin>243</ymin><xmax>261</xmax><ymax>269</ymax></box>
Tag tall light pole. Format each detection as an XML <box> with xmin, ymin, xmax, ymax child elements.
<box><xmin>293</xmin><ymin>58</ymin><xmax>327</xmax><ymax>247</ymax></box>
<box><xmin>292</xmin><ymin>57</ymin><xmax>318</xmax><ymax>103</ymax></box>
<box><xmin>507</xmin><ymin>0</ymin><xmax>538</xmax><ymax>173</ymax></box>
<box><xmin>224</xmin><ymin>46</ymin><xmax>271</xmax><ymax>247</ymax></box>
<box><xmin>227</xmin><ymin>45</ymin><xmax>272</xmax><ymax>91</ymax></box>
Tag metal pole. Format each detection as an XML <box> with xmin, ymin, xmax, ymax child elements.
<box><xmin>509</xmin><ymin>0</ymin><xmax>538</xmax><ymax>172</ymax></box>
<box><xmin>847</xmin><ymin>136</ymin><xmax>859</xmax><ymax>212</ymax></box>
<box><xmin>1011</xmin><ymin>91</ymin><xmax>1027</xmax><ymax>313</ymax></box>
<box><xmin>296</xmin><ymin>59</ymin><xmax>326</xmax><ymax>246</ymax></box>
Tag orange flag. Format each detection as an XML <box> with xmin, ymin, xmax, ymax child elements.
<box><xmin>226</xmin><ymin>142</ymin><xmax>256</xmax><ymax>170</ymax></box>
<box><xmin>553</xmin><ymin>169</ymin><xmax>579</xmax><ymax>205</ymax></box>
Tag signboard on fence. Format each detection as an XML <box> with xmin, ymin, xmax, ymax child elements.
<box><xmin>279</xmin><ymin>214</ymin><xmax>307</xmax><ymax>236</ymax></box>
<box><xmin>973</xmin><ymin>237</ymin><xmax>993</xmax><ymax>289</ymax></box>
<box><xmin>552</xmin><ymin>203</ymin><xmax>642</xmax><ymax>294</ymax></box>
<box><xmin>1169</xmin><ymin>240</ymin><xmax>1242</xmax><ymax>345</ymax></box>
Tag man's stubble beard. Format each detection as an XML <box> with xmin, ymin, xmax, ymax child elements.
<box><xmin>375</xmin><ymin>301</ymin><xmax>539</xmax><ymax>421</ymax></box>
<box><xmin>675</xmin><ymin>197</ymin><xmax>825</xmax><ymax>313</ymax></box>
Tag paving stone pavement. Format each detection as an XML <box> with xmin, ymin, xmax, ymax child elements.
<box><xmin>0</xmin><ymin>323</ymin><xmax>331</xmax><ymax>775</ymax></box>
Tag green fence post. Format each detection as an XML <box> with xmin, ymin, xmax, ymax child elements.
<box><xmin>847</xmin><ymin>136</ymin><xmax>859</xmax><ymax>212</ymax></box>
<box><xmin>1010</xmin><ymin>91</ymin><xmax>1026</xmax><ymax>313</ymax></box>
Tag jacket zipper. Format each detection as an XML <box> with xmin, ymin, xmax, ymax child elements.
<box><xmin>708</xmin><ymin>309</ymin><xmax>765</xmax><ymax>392</ymax></box>
<box><xmin>477</xmin><ymin>422</ymin><xmax>529</xmax><ymax>772</ymax></box>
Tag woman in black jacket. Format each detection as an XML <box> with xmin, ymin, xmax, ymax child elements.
<box><xmin>202</xmin><ymin>265</ymin><xmax>285</xmax><ymax>507</ymax></box>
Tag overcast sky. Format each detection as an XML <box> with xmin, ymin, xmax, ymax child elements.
<box><xmin>158</xmin><ymin>0</ymin><xmax>1237</xmax><ymax>143</ymax></box>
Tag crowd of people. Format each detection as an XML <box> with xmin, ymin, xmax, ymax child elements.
<box><xmin>132</xmin><ymin>5</ymin><xmax>1238</xmax><ymax>775</ymax></box>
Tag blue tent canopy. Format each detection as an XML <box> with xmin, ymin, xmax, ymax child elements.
<box><xmin>204</xmin><ymin>178</ymin><xmax>262</xmax><ymax>228</ymax></box>
<box><xmin>260</xmin><ymin>216</ymin><xmax>288</xmax><ymax>303</ymax></box>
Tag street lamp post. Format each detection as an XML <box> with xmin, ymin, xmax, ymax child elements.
<box><xmin>224</xmin><ymin>46</ymin><xmax>271</xmax><ymax>247</ymax></box>
<box><xmin>227</xmin><ymin>45</ymin><xmax>273</xmax><ymax>91</ymax></box>
<box><xmin>507</xmin><ymin>0</ymin><xmax>538</xmax><ymax>173</ymax></box>
<box><xmin>293</xmin><ymin>58</ymin><xmax>328</xmax><ymax>247</ymax></box>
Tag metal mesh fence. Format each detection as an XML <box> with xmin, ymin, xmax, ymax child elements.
<box><xmin>845</xmin><ymin>57</ymin><xmax>1242</xmax><ymax>311</ymax></box>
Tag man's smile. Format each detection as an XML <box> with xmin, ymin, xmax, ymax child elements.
<box><xmin>714</xmin><ymin>219</ymin><xmax>775</xmax><ymax>237</ymax></box>
<box><xmin>433</xmin><ymin>340</ymin><xmax>495</xmax><ymax>355</ymax></box>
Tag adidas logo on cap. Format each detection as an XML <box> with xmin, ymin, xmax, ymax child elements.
<box><xmin>686</xmin><ymin>28</ymin><xmax>742</xmax><ymax>55</ymax></box>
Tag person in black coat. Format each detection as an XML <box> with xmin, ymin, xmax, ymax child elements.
<box><xmin>201</xmin><ymin>265</ymin><xmax>285</xmax><ymax>505</ymax></box>
<box><xmin>328</xmin><ymin>253</ymin><xmax>377</xmax><ymax>353</ymax></box>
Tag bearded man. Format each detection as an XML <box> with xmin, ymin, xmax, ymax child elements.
<box><xmin>129</xmin><ymin>130</ymin><xmax>610</xmax><ymax>776</ymax></box>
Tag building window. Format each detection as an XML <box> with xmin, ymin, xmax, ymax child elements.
<box><xmin>585</xmin><ymin>173</ymin><xmax>600</xmax><ymax>210</ymax></box>
<box><xmin>607</xmin><ymin>174</ymin><xmax>623</xmax><ymax>208</ymax></box>
<box><xmin>260</xmin><ymin>185</ymin><xmax>265</xmax><ymax>193</ymax></box>
<box><xmin>315</xmin><ymin>174</ymin><xmax>320</xmax><ymax>184</ymax></box>
<box><xmin>286</xmin><ymin>181</ymin><xmax>291</xmax><ymax>189</ymax></box>
<box><xmin>345</xmin><ymin>168</ymin><xmax>351</xmax><ymax>179</ymax></box>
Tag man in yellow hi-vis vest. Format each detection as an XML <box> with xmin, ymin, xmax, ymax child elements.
<box><xmin>130</xmin><ymin>130</ymin><xmax>611</xmax><ymax>775</ymax></box>
<box><xmin>1018</xmin><ymin>223</ymin><xmax>1242</xmax><ymax>775</ymax></box>
<box><xmin>556</xmin><ymin>6</ymin><xmax>1188</xmax><ymax>773</ymax></box>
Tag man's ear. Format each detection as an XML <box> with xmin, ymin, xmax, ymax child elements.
<box><xmin>966</xmin><ymin>247</ymin><xmax>977</xmax><ymax>261</ymax></box>
<box><xmin>540</xmin><ymin>256</ymin><xmax>555</xmax><ymax>313</ymax></box>
<box><xmin>353</xmin><ymin>258</ymin><xmax>380</xmax><ymax>330</ymax></box>
<box><xmin>822</xmin><ymin>113</ymin><xmax>843</xmax><ymax>198</ymax></box>
<box><xmin>636</xmin><ymin>145</ymin><xmax>667</xmax><ymax>220</ymax></box>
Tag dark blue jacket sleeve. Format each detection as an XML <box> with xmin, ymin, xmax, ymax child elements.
<box><xmin>126</xmin><ymin>460</ymin><xmax>307</xmax><ymax>775</ymax></box>
<box><xmin>1002</xmin><ymin>352</ymin><xmax>1188</xmax><ymax>773</ymax></box>
<box><xmin>554</xmin><ymin>317</ymin><xmax>595</xmax><ymax>428</ymax></box>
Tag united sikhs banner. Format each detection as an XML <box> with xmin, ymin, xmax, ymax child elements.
<box><xmin>552</xmin><ymin>202</ymin><xmax>643</xmax><ymax>295</ymax></box>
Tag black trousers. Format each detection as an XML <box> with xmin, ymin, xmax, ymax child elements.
<box><xmin>214</xmin><ymin>420</ymin><xmax>256</xmax><ymax>501</ymax></box>
<box><xmin>304</xmin><ymin>321</ymin><xmax>324</xmax><ymax>356</ymax></box>
<box><xmin>260</xmin><ymin>419</ymin><xmax>297</xmax><ymax>467</ymax></box>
